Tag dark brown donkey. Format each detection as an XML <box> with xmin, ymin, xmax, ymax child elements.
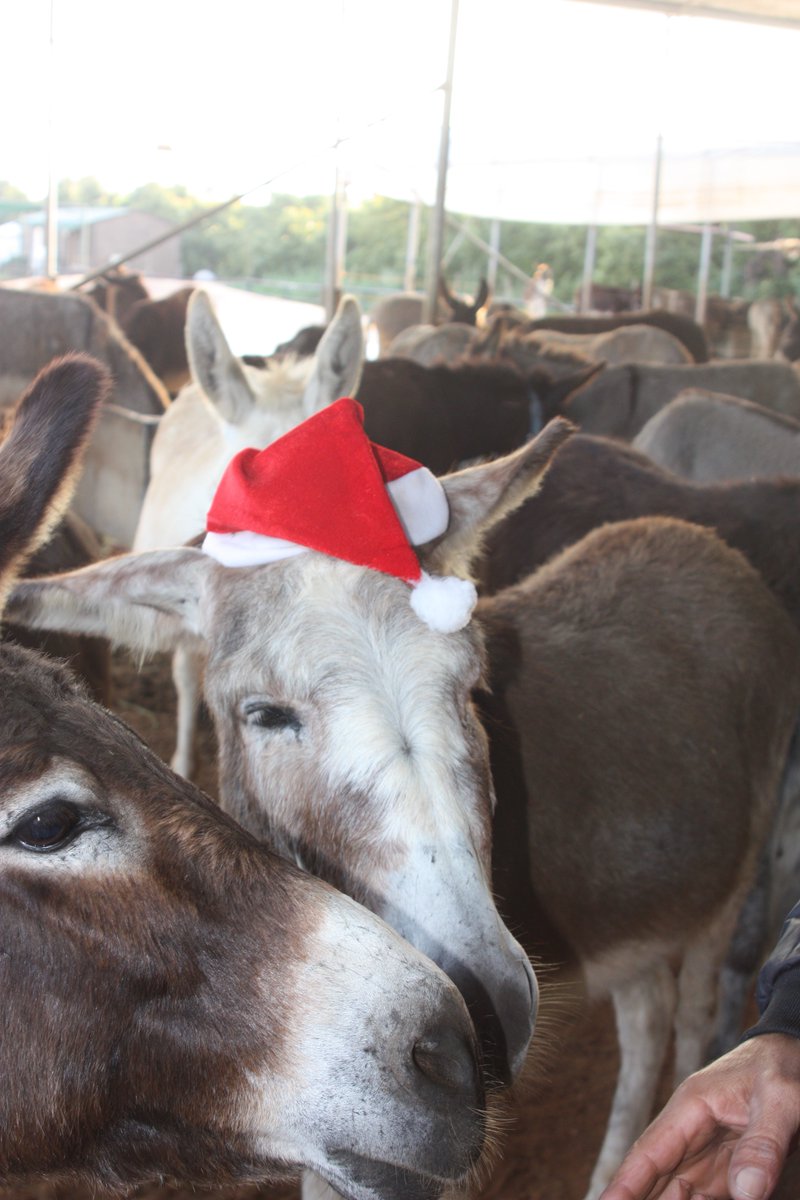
<box><xmin>0</xmin><ymin>357</ymin><xmax>486</xmax><ymax>1200</ymax></box>
<box><xmin>479</xmin><ymin>433</ymin><xmax>800</xmax><ymax>610</ymax></box>
<box><xmin>479</xmin><ymin>432</ymin><xmax>800</xmax><ymax>1054</ymax></box>
<box><xmin>370</xmin><ymin>276</ymin><xmax>490</xmax><ymax>357</ymax></box>
<box><xmin>10</xmin><ymin>425</ymin><xmax>800</xmax><ymax>1200</ymax></box>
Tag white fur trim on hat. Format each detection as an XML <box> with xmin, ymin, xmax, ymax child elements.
<box><xmin>386</xmin><ymin>466</ymin><xmax>450</xmax><ymax>546</ymax></box>
<box><xmin>203</xmin><ymin>529</ymin><xmax>308</xmax><ymax>568</ymax></box>
<box><xmin>410</xmin><ymin>571</ymin><xmax>478</xmax><ymax>634</ymax></box>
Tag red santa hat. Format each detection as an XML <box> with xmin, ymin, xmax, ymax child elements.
<box><xmin>202</xmin><ymin>396</ymin><xmax>477</xmax><ymax>633</ymax></box>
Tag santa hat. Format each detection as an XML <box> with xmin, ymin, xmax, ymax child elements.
<box><xmin>202</xmin><ymin>396</ymin><xmax>477</xmax><ymax>634</ymax></box>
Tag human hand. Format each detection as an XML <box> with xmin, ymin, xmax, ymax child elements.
<box><xmin>599</xmin><ymin>1034</ymin><xmax>800</xmax><ymax>1200</ymax></box>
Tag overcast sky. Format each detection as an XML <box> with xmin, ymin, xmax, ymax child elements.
<box><xmin>2</xmin><ymin>0</ymin><xmax>799</xmax><ymax>214</ymax></box>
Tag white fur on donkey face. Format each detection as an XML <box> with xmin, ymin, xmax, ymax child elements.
<box><xmin>247</xmin><ymin>889</ymin><xmax>482</xmax><ymax>1198</ymax></box>
<box><xmin>208</xmin><ymin>556</ymin><xmax>488</xmax><ymax>849</ymax></box>
<box><xmin>204</xmin><ymin>554</ymin><xmax>537</xmax><ymax>1080</ymax></box>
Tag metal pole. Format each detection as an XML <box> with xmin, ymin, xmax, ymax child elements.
<box><xmin>404</xmin><ymin>198</ymin><xmax>421</xmax><ymax>292</ymax></box>
<box><xmin>642</xmin><ymin>133</ymin><xmax>662</xmax><ymax>310</ymax></box>
<box><xmin>720</xmin><ymin>226</ymin><xmax>734</xmax><ymax>297</ymax></box>
<box><xmin>695</xmin><ymin>223</ymin><xmax>713</xmax><ymax>325</ymax></box>
<box><xmin>423</xmin><ymin>0</ymin><xmax>459</xmax><ymax>324</ymax></box>
<box><xmin>580</xmin><ymin>225</ymin><xmax>597</xmax><ymax>313</ymax></box>
<box><xmin>444</xmin><ymin>214</ymin><xmax>528</xmax><ymax>283</ymax></box>
<box><xmin>45</xmin><ymin>0</ymin><xmax>58</xmax><ymax>280</ymax></box>
<box><xmin>487</xmin><ymin>217</ymin><xmax>501</xmax><ymax>291</ymax></box>
<box><xmin>324</xmin><ymin>158</ymin><xmax>344</xmax><ymax>321</ymax></box>
<box><xmin>336</xmin><ymin>183</ymin><xmax>348</xmax><ymax>280</ymax></box>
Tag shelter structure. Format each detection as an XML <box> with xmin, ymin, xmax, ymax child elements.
<box><xmin>0</xmin><ymin>207</ymin><xmax>181</xmax><ymax>277</ymax></box>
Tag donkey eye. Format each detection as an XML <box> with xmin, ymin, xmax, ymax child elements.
<box><xmin>243</xmin><ymin>702</ymin><xmax>302</xmax><ymax>735</ymax></box>
<box><xmin>12</xmin><ymin>802</ymin><xmax>83</xmax><ymax>852</ymax></box>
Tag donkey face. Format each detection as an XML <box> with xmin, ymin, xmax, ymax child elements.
<box><xmin>206</xmin><ymin>556</ymin><xmax>532</xmax><ymax>1085</ymax></box>
<box><xmin>0</xmin><ymin>645</ymin><xmax>484</xmax><ymax>1197</ymax></box>
<box><xmin>9</xmin><ymin>421</ymin><xmax>574</xmax><ymax>1090</ymax></box>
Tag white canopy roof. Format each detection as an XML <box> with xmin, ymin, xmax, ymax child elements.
<box><xmin>432</xmin><ymin>142</ymin><xmax>800</xmax><ymax>227</ymax></box>
<box><xmin>359</xmin><ymin>0</ymin><xmax>800</xmax><ymax>228</ymax></box>
<box><xmin>578</xmin><ymin>1</ymin><xmax>800</xmax><ymax>30</ymax></box>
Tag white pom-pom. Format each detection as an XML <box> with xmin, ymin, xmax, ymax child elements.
<box><xmin>410</xmin><ymin>571</ymin><xmax>478</xmax><ymax>633</ymax></box>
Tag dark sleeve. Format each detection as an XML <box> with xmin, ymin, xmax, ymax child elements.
<box><xmin>742</xmin><ymin>900</ymin><xmax>800</xmax><ymax>1041</ymax></box>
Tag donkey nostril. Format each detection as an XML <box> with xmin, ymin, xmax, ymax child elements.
<box><xmin>412</xmin><ymin>1027</ymin><xmax>478</xmax><ymax>1093</ymax></box>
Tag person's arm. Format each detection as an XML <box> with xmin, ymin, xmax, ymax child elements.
<box><xmin>745</xmin><ymin>903</ymin><xmax>800</xmax><ymax>1041</ymax></box>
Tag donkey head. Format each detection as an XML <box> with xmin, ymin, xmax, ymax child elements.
<box><xmin>1</xmin><ymin>359</ymin><xmax>486</xmax><ymax>1198</ymax></box>
<box><xmin>8</xmin><ymin>417</ymin><xmax>574</xmax><ymax>1090</ymax></box>
<box><xmin>438</xmin><ymin>276</ymin><xmax>490</xmax><ymax>325</ymax></box>
<box><xmin>186</xmin><ymin>288</ymin><xmax>364</xmax><ymax>438</ymax></box>
<box><xmin>132</xmin><ymin>292</ymin><xmax>365</xmax><ymax>554</ymax></box>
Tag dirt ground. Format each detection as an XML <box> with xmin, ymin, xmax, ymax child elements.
<box><xmin>5</xmin><ymin>648</ymin><xmax>800</xmax><ymax>1200</ymax></box>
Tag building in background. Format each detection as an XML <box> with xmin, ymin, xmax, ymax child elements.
<box><xmin>0</xmin><ymin>207</ymin><xmax>181</xmax><ymax>276</ymax></box>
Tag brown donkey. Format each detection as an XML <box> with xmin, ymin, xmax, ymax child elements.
<box><xmin>0</xmin><ymin>358</ymin><xmax>487</xmax><ymax>1199</ymax></box>
<box><xmin>9</xmin><ymin>422</ymin><xmax>800</xmax><ymax>1199</ymax></box>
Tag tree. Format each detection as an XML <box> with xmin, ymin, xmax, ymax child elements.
<box><xmin>58</xmin><ymin>177</ymin><xmax>116</xmax><ymax>207</ymax></box>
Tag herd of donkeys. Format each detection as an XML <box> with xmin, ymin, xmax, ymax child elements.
<box><xmin>3</xmin><ymin>281</ymin><xmax>800</xmax><ymax>1200</ymax></box>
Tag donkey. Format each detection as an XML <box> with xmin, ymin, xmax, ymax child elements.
<box><xmin>134</xmin><ymin>288</ymin><xmax>364</xmax><ymax>777</ymax></box>
<box><xmin>478</xmin><ymin>431</ymin><xmax>800</xmax><ymax>1052</ymax></box>
<box><xmin>479</xmin><ymin>431</ymin><xmax>800</xmax><ymax>607</ymax></box>
<box><xmin>355</xmin><ymin>356</ymin><xmax>600</xmax><ymax>475</ymax></box>
<box><xmin>122</xmin><ymin>285</ymin><xmax>196</xmax><ymax>396</ymax></box>
<box><xmin>551</xmin><ymin>359</ymin><xmax>800</xmax><ymax>440</ymax></box>
<box><xmin>477</xmin><ymin>321</ymin><xmax>692</xmax><ymax>369</ymax></box>
<box><xmin>0</xmin><ymin>356</ymin><xmax>488</xmax><ymax>1199</ymax></box>
<box><xmin>515</xmin><ymin>308</ymin><xmax>710</xmax><ymax>363</ymax></box>
<box><xmin>10</xmin><ymin>422</ymin><xmax>800</xmax><ymax>1200</ymax></box>
<box><xmin>83</xmin><ymin>266</ymin><xmax>150</xmax><ymax>326</ymax></box>
<box><xmin>134</xmin><ymin>289</ymin><xmax>364</xmax><ymax>553</ymax></box>
<box><xmin>633</xmin><ymin>389</ymin><xmax>800</xmax><ymax>483</ymax></box>
<box><xmin>370</xmin><ymin>277</ymin><xmax>490</xmax><ymax>357</ymax></box>
<box><xmin>386</xmin><ymin>322</ymin><xmax>480</xmax><ymax>364</ymax></box>
<box><xmin>396</xmin><ymin>320</ymin><xmax>689</xmax><ymax>370</ymax></box>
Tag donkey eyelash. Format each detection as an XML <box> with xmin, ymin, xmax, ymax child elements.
<box><xmin>242</xmin><ymin>702</ymin><xmax>303</xmax><ymax>735</ymax></box>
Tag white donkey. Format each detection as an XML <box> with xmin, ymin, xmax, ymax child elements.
<box><xmin>133</xmin><ymin>290</ymin><xmax>364</xmax><ymax>777</ymax></box>
<box><xmin>10</xmin><ymin>412</ymin><xmax>800</xmax><ymax>1199</ymax></box>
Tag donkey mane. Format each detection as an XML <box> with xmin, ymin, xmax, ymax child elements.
<box><xmin>240</xmin><ymin>353</ymin><xmax>317</xmax><ymax>410</ymax></box>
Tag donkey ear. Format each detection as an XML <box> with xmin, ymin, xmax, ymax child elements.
<box><xmin>0</xmin><ymin>355</ymin><xmax>108</xmax><ymax>606</ymax></box>
<box><xmin>438</xmin><ymin>275</ymin><xmax>457</xmax><ymax>308</ymax></box>
<box><xmin>303</xmin><ymin>294</ymin><xmax>364</xmax><ymax>416</ymax></box>
<box><xmin>420</xmin><ymin>418</ymin><xmax>575</xmax><ymax>579</ymax></box>
<box><xmin>541</xmin><ymin>360</ymin><xmax>605</xmax><ymax>413</ymax></box>
<box><xmin>474</xmin><ymin>278</ymin><xmax>490</xmax><ymax>312</ymax></box>
<box><xmin>186</xmin><ymin>290</ymin><xmax>256</xmax><ymax>424</ymax></box>
<box><xmin>6</xmin><ymin>548</ymin><xmax>212</xmax><ymax>658</ymax></box>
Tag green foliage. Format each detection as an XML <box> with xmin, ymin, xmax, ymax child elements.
<box><xmin>123</xmin><ymin>182</ymin><xmax>198</xmax><ymax>222</ymax></box>
<box><xmin>0</xmin><ymin>180</ymin><xmax>31</xmax><ymax>205</ymax></box>
<box><xmin>347</xmin><ymin>197</ymin><xmax>414</xmax><ymax>283</ymax></box>
<box><xmin>57</xmin><ymin>177</ymin><xmax>117</xmax><ymax>207</ymax></box>
<box><xmin>5</xmin><ymin>176</ymin><xmax>800</xmax><ymax>304</ymax></box>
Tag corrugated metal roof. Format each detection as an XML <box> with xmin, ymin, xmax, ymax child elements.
<box><xmin>571</xmin><ymin>0</ymin><xmax>800</xmax><ymax>30</ymax></box>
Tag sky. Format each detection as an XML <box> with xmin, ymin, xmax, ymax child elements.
<box><xmin>2</xmin><ymin>0</ymin><xmax>800</xmax><ymax>222</ymax></box>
